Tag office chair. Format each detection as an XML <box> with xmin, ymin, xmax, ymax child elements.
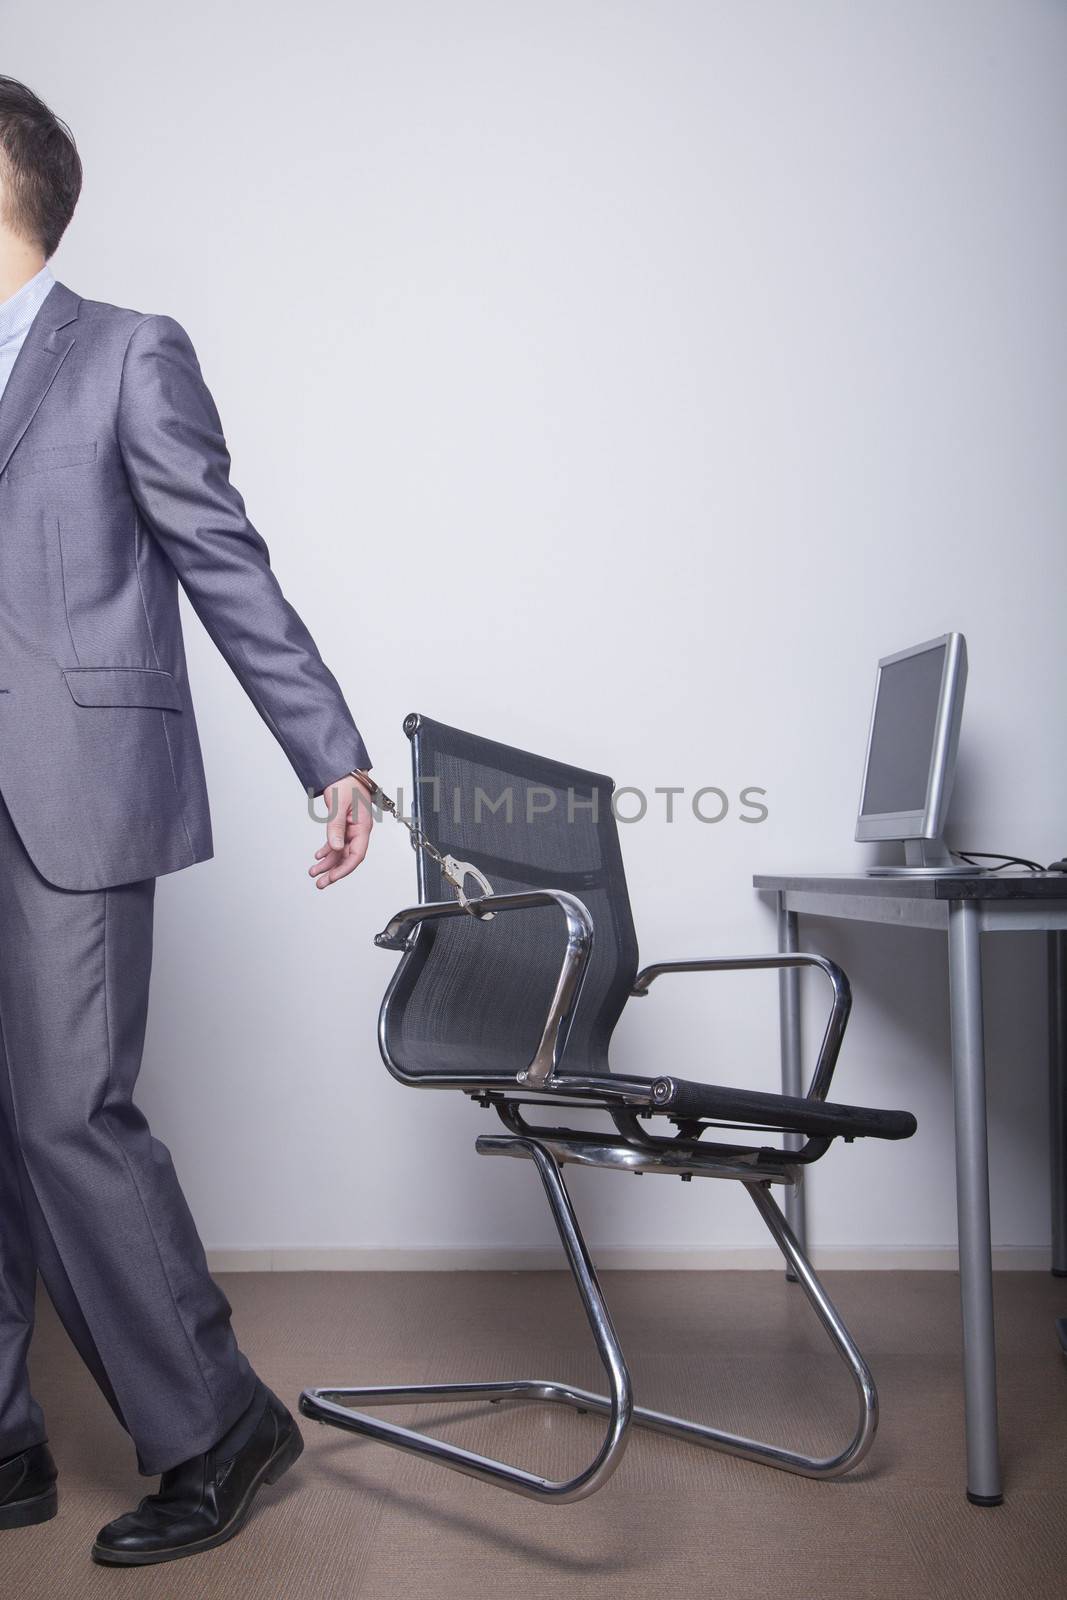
<box><xmin>301</xmin><ymin>714</ymin><xmax>917</xmax><ymax>1502</ymax></box>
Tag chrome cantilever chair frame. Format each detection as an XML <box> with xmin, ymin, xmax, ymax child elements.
<box><xmin>301</xmin><ymin>890</ymin><xmax>880</xmax><ymax>1502</ymax></box>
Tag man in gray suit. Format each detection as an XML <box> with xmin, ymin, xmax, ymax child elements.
<box><xmin>0</xmin><ymin>77</ymin><xmax>374</xmax><ymax>1564</ymax></box>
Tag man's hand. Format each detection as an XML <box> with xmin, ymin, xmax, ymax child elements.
<box><xmin>309</xmin><ymin>773</ymin><xmax>375</xmax><ymax>888</ymax></box>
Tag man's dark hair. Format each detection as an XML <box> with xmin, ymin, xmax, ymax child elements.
<box><xmin>0</xmin><ymin>77</ymin><xmax>81</xmax><ymax>259</ymax></box>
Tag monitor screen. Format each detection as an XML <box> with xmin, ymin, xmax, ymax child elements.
<box><xmin>861</xmin><ymin>643</ymin><xmax>947</xmax><ymax>816</ymax></box>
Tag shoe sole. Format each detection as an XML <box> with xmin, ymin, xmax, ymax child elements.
<box><xmin>90</xmin><ymin>1424</ymin><xmax>304</xmax><ymax>1566</ymax></box>
<box><xmin>0</xmin><ymin>1486</ymin><xmax>59</xmax><ymax>1530</ymax></box>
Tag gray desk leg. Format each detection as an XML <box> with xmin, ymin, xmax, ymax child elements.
<box><xmin>1050</xmin><ymin>931</ymin><xmax>1067</xmax><ymax>1277</ymax></box>
<box><xmin>948</xmin><ymin>900</ymin><xmax>1002</xmax><ymax>1505</ymax></box>
<box><xmin>777</xmin><ymin>894</ymin><xmax>806</xmax><ymax>1280</ymax></box>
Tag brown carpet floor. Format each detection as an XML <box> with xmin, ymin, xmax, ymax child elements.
<box><xmin>6</xmin><ymin>1270</ymin><xmax>1066</xmax><ymax>1599</ymax></box>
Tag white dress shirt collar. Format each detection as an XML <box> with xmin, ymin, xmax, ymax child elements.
<box><xmin>0</xmin><ymin>263</ymin><xmax>56</xmax><ymax>350</ymax></box>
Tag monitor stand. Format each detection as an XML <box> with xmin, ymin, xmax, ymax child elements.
<box><xmin>867</xmin><ymin>837</ymin><xmax>977</xmax><ymax>877</ymax></box>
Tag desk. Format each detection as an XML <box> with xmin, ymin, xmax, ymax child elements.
<box><xmin>753</xmin><ymin>871</ymin><xmax>1067</xmax><ymax>1505</ymax></box>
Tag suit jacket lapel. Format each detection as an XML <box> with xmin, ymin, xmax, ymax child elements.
<box><xmin>0</xmin><ymin>281</ymin><xmax>81</xmax><ymax>479</ymax></box>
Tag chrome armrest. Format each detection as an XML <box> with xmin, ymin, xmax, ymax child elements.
<box><xmin>630</xmin><ymin>953</ymin><xmax>851</xmax><ymax>1102</ymax></box>
<box><xmin>374</xmin><ymin>890</ymin><xmax>595</xmax><ymax>1090</ymax></box>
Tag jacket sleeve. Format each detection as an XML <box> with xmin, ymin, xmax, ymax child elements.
<box><xmin>117</xmin><ymin>313</ymin><xmax>371</xmax><ymax>794</ymax></box>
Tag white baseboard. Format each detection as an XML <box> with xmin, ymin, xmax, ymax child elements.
<box><xmin>206</xmin><ymin>1245</ymin><xmax>1052</xmax><ymax>1273</ymax></box>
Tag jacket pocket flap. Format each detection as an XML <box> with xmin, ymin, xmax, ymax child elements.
<box><xmin>63</xmin><ymin>667</ymin><xmax>183</xmax><ymax>711</ymax></box>
<box><xmin>8</xmin><ymin>441</ymin><xmax>98</xmax><ymax>479</ymax></box>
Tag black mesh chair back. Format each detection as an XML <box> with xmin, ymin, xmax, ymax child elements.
<box><xmin>381</xmin><ymin>713</ymin><xmax>639</xmax><ymax>1085</ymax></box>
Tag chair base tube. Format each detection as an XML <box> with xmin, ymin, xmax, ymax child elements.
<box><xmin>300</xmin><ymin>1138</ymin><xmax>878</xmax><ymax>1500</ymax></box>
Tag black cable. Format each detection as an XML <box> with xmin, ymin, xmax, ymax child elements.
<box><xmin>953</xmin><ymin>850</ymin><xmax>1047</xmax><ymax>873</ymax></box>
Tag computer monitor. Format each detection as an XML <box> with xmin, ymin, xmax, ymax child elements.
<box><xmin>856</xmin><ymin>632</ymin><xmax>972</xmax><ymax>875</ymax></box>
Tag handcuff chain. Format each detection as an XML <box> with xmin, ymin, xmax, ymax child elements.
<box><xmin>351</xmin><ymin>770</ymin><xmax>495</xmax><ymax>918</ymax></box>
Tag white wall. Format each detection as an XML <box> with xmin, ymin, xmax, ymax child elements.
<box><xmin>6</xmin><ymin>0</ymin><xmax>1065</xmax><ymax>1262</ymax></box>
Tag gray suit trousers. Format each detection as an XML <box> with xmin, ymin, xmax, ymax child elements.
<box><xmin>0</xmin><ymin>790</ymin><xmax>255</xmax><ymax>1474</ymax></box>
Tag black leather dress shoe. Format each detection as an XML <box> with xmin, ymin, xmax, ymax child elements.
<box><xmin>0</xmin><ymin>1442</ymin><xmax>58</xmax><ymax>1529</ymax></box>
<box><xmin>92</xmin><ymin>1392</ymin><xmax>303</xmax><ymax>1566</ymax></box>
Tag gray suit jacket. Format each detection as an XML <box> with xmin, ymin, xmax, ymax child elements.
<box><xmin>0</xmin><ymin>281</ymin><xmax>371</xmax><ymax>890</ymax></box>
